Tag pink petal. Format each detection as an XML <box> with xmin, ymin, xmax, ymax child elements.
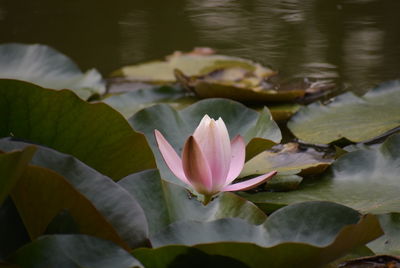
<box><xmin>154</xmin><ymin>130</ymin><xmax>189</xmax><ymax>185</ymax></box>
<box><xmin>182</xmin><ymin>136</ymin><xmax>213</xmax><ymax>194</ymax></box>
<box><xmin>224</xmin><ymin>135</ymin><xmax>246</xmax><ymax>187</ymax></box>
<box><xmin>221</xmin><ymin>171</ymin><xmax>277</xmax><ymax>192</ymax></box>
<box><xmin>193</xmin><ymin>116</ymin><xmax>231</xmax><ymax>191</ymax></box>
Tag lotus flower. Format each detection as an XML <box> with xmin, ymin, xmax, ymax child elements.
<box><xmin>155</xmin><ymin>114</ymin><xmax>277</xmax><ymax>204</ymax></box>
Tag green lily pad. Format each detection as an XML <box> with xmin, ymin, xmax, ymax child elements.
<box><xmin>129</xmin><ymin>98</ymin><xmax>281</xmax><ymax>186</ymax></box>
<box><xmin>10</xmin><ymin>235</ymin><xmax>143</xmax><ymax>268</ymax></box>
<box><xmin>241</xmin><ymin>143</ymin><xmax>333</xmax><ymax>177</ymax></box>
<box><xmin>118</xmin><ymin>169</ymin><xmax>266</xmax><ymax>235</ymax></box>
<box><xmin>0</xmin><ymin>139</ymin><xmax>149</xmax><ymax>249</ymax></box>
<box><xmin>111</xmin><ymin>53</ymin><xmax>275</xmax><ymax>83</ymax></box>
<box><xmin>0</xmin><ymin>147</ymin><xmax>36</xmax><ymax>205</ymax></box>
<box><xmin>240</xmin><ymin>134</ymin><xmax>400</xmax><ymax>214</ymax></box>
<box><xmin>102</xmin><ymin>86</ymin><xmax>193</xmax><ymax>118</ymax></box>
<box><xmin>0</xmin><ymin>43</ymin><xmax>105</xmax><ymax>100</ymax></box>
<box><xmin>11</xmin><ymin>165</ymin><xmax>131</xmax><ymax>250</ymax></box>
<box><xmin>368</xmin><ymin>213</ymin><xmax>400</xmax><ymax>255</ymax></box>
<box><xmin>0</xmin><ymin>79</ymin><xmax>155</xmax><ymax>180</ymax></box>
<box><xmin>288</xmin><ymin>80</ymin><xmax>400</xmax><ymax>144</ymax></box>
<box><xmin>133</xmin><ymin>202</ymin><xmax>382</xmax><ymax>268</ymax></box>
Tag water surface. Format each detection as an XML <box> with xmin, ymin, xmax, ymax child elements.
<box><xmin>1</xmin><ymin>0</ymin><xmax>399</xmax><ymax>94</ymax></box>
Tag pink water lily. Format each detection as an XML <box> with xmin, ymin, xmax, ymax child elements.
<box><xmin>155</xmin><ymin>114</ymin><xmax>277</xmax><ymax>204</ymax></box>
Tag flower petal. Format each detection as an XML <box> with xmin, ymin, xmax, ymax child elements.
<box><xmin>221</xmin><ymin>171</ymin><xmax>277</xmax><ymax>192</ymax></box>
<box><xmin>193</xmin><ymin>116</ymin><xmax>231</xmax><ymax>190</ymax></box>
<box><xmin>154</xmin><ymin>130</ymin><xmax>189</xmax><ymax>185</ymax></box>
<box><xmin>224</xmin><ymin>135</ymin><xmax>246</xmax><ymax>186</ymax></box>
<box><xmin>182</xmin><ymin>136</ymin><xmax>213</xmax><ymax>194</ymax></box>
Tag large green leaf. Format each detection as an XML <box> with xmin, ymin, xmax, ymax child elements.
<box><xmin>368</xmin><ymin>213</ymin><xmax>400</xmax><ymax>255</ymax></box>
<box><xmin>0</xmin><ymin>147</ymin><xmax>36</xmax><ymax>205</ymax></box>
<box><xmin>118</xmin><ymin>169</ymin><xmax>266</xmax><ymax>236</ymax></box>
<box><xmin>129</xmin><ymin>98</ymin><xmax>281</xmax><ymax>186</ymax></box>
<box><xmin>11</xmin><ymin>165</ymin><xmax>131</xmax><ymax>250</ymax></box>
<box><xmin>0</xmin><ymin>79</ymin><xmax>155</xmax><ymax>180</ymax></box>
<box><xmin>240</xmin><ymin>134</ymin><xmax>400</xmax><ymax>214</ymax></box>
<box><xmin>0</xmin><ymin>139</ymin><xmax>149</xmax><ymax>249</ymax></box>
<box><xmin>133</xmin><ymin>202</ymin><xmax>382</xmax><ymax>268</ymax></box>
<box><xmin>288</xmin><ymin>80</ymin><xmax>400</xmax><ymax>144</ymax></box>
<box><xmin>10</xmin><ymin>235</ymin><xmax>143</xmax><ymax>268</ymax></box>
<box><xmin>0</xmin><ymin>43</ymin><xmax>105</xmax><ymax>100</ymax></box>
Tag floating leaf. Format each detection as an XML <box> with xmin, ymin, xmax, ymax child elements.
<box><xmin>178</xmin><ymin>73</ymin><xmax>306</xmax><ymax>103</ymax></box>
<box><xmin>118</xmin><ymin>169</ymin><xmax>266</xmax><ymax>235</ymax></box>
<box><xmin>129</xmin><ymin>98</ymin><xmax>281</xmax><ymax>186</ymax></box>
<box><xmin>0</xmin><ymin>43</ymin><xmax>105</xmax><ymax>99</ymax></box>
<box><xmin>241</xmin><ymin>143</ymin><xmax>333</xmax><ymax>178</ymax></box>
<box><xmin>0</xmin><ymin>139</ymin><xmax>149</xmax><ymax>249</ymax></box>
<box><xmin>133</xmin><ymin>202</ymin><xmax>382</xmax><ymax>268</ymax></box>
<box><xmin>0</xmin><ymin>79</ymin><xmax>155</xmax><ymax>180</ymax></box>
<box><xmin>10</xmin><ymin>235</ymin><xmax>143</xmax><ymax>268</ymax></box>
<box><xmin>368</xmin><ymin>213</ymin><xmax>400</xmax><ymax>255</ymax></box>
<box><xmin>288</xmin><ymin>80</ymin><xmax>400</xmax><ymax>144</ymax></box>
<box><xmin>0</xmin><ymin>146</ymin><xmax>36</xmax><ymax>205</ymax></box>
<box><xmin>240</xmin><ymin>134</ymin><xmax>400</xmax><ymax>214</ymax></box>
<box><xmin>112</xmin><ymin>53</ymin><xmax>274</xmax><ymax>84</ymax></box>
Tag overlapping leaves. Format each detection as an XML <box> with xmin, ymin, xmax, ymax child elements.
<box><xmin>0</xmin><ymin>79</ymin><xmax>155</xmax><ymax>180</ymax></box>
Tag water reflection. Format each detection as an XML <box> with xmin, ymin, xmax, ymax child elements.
<box><xmin>0</xmin><ymin>0</ymin><xmax>399</xmax><ymax>93</ymax></box>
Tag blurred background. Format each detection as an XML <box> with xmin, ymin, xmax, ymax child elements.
<box><xmin>0</xmin><ymin>0</ymin><xmax>399</xmax><ymax>94</ymax></box>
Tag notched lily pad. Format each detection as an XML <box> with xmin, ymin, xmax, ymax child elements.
<box><xmin>241</xmin><ymin>143</ymin><xmax>333</xmax><ymax>178</ymax></box>
<box><xmin>0</xmin><ymin>43</ymin><xmax>105</xmax><ymax>99</ymax></box>
<box><xmin>288</xmin><ymin>80</ymin><xmax>400</xmax><ymax>144</ymax></box>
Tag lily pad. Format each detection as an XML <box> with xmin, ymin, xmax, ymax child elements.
<box><xmin>102</xmin><ymin>86</ymin><xmax>193</xmax><ymax>118</ymax></box>
<box><xmin>0</xmin><ymin>43</ymin><xmax>105</xmax><ymax>99</ymax></box>
<box><xmin>111</xmin><ymin>52</ymin><xmax>275</xmax><ymax>84</ymax></box>
<box><xmin>0</xmin><ymin>139</ymin><xmax>149</xmax><ymax>249</ymax></box>
<box><xmin>241</xmin><ymin>143</ymin><xmax>333</xmax><ymax>177</ymax></box>
<box><xmin>240</xmin><ymin>134</ymin><xmax>400</xmax><ymax>214</ymax></box>
<box><xmin>288</xmin><ymin>80</ymin><xmax>400</xmax><ymax>144</ymax></box>
<box><xmin>368</xmin><ymin>213</ymin><xmax>400</xmax><ymax>255</ymax></box>
<box><xmin>133</xmin><ymin>202</ymin><xmax>382</xmax><ymax>268</ymax></box>
<box><xmin>129</xmin><ymin>98</ymin><xmax>281</xmax><ymax>186</ymax></box>
<box><xmin>118</xmin><ymin>169</ymin><xmax>267</xmax><ymax>235</ymax></box>
<box><xmin>0</xmin><ymin>147</ymin><xmax>36</xmax><ymax>205</ymax></box>
<box><xmin>10</xmin><ymin>235</ymin><xmax>143</xmax><ymax>268</ymax></box>
<box><xmin>176</xmin><ymin>70</ymin><xmax>306</xmax><ymax>103</ymax></box>
<box><xmin>0</xmin><ymin>79</ymin><xmax>155</xmax><ymax>180</ymax></box>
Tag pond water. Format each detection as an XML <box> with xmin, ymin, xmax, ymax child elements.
<box><xmin>1</xmin><ymin>0</ymin><xmax>399</xmax><ymax>94</ymax></box>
